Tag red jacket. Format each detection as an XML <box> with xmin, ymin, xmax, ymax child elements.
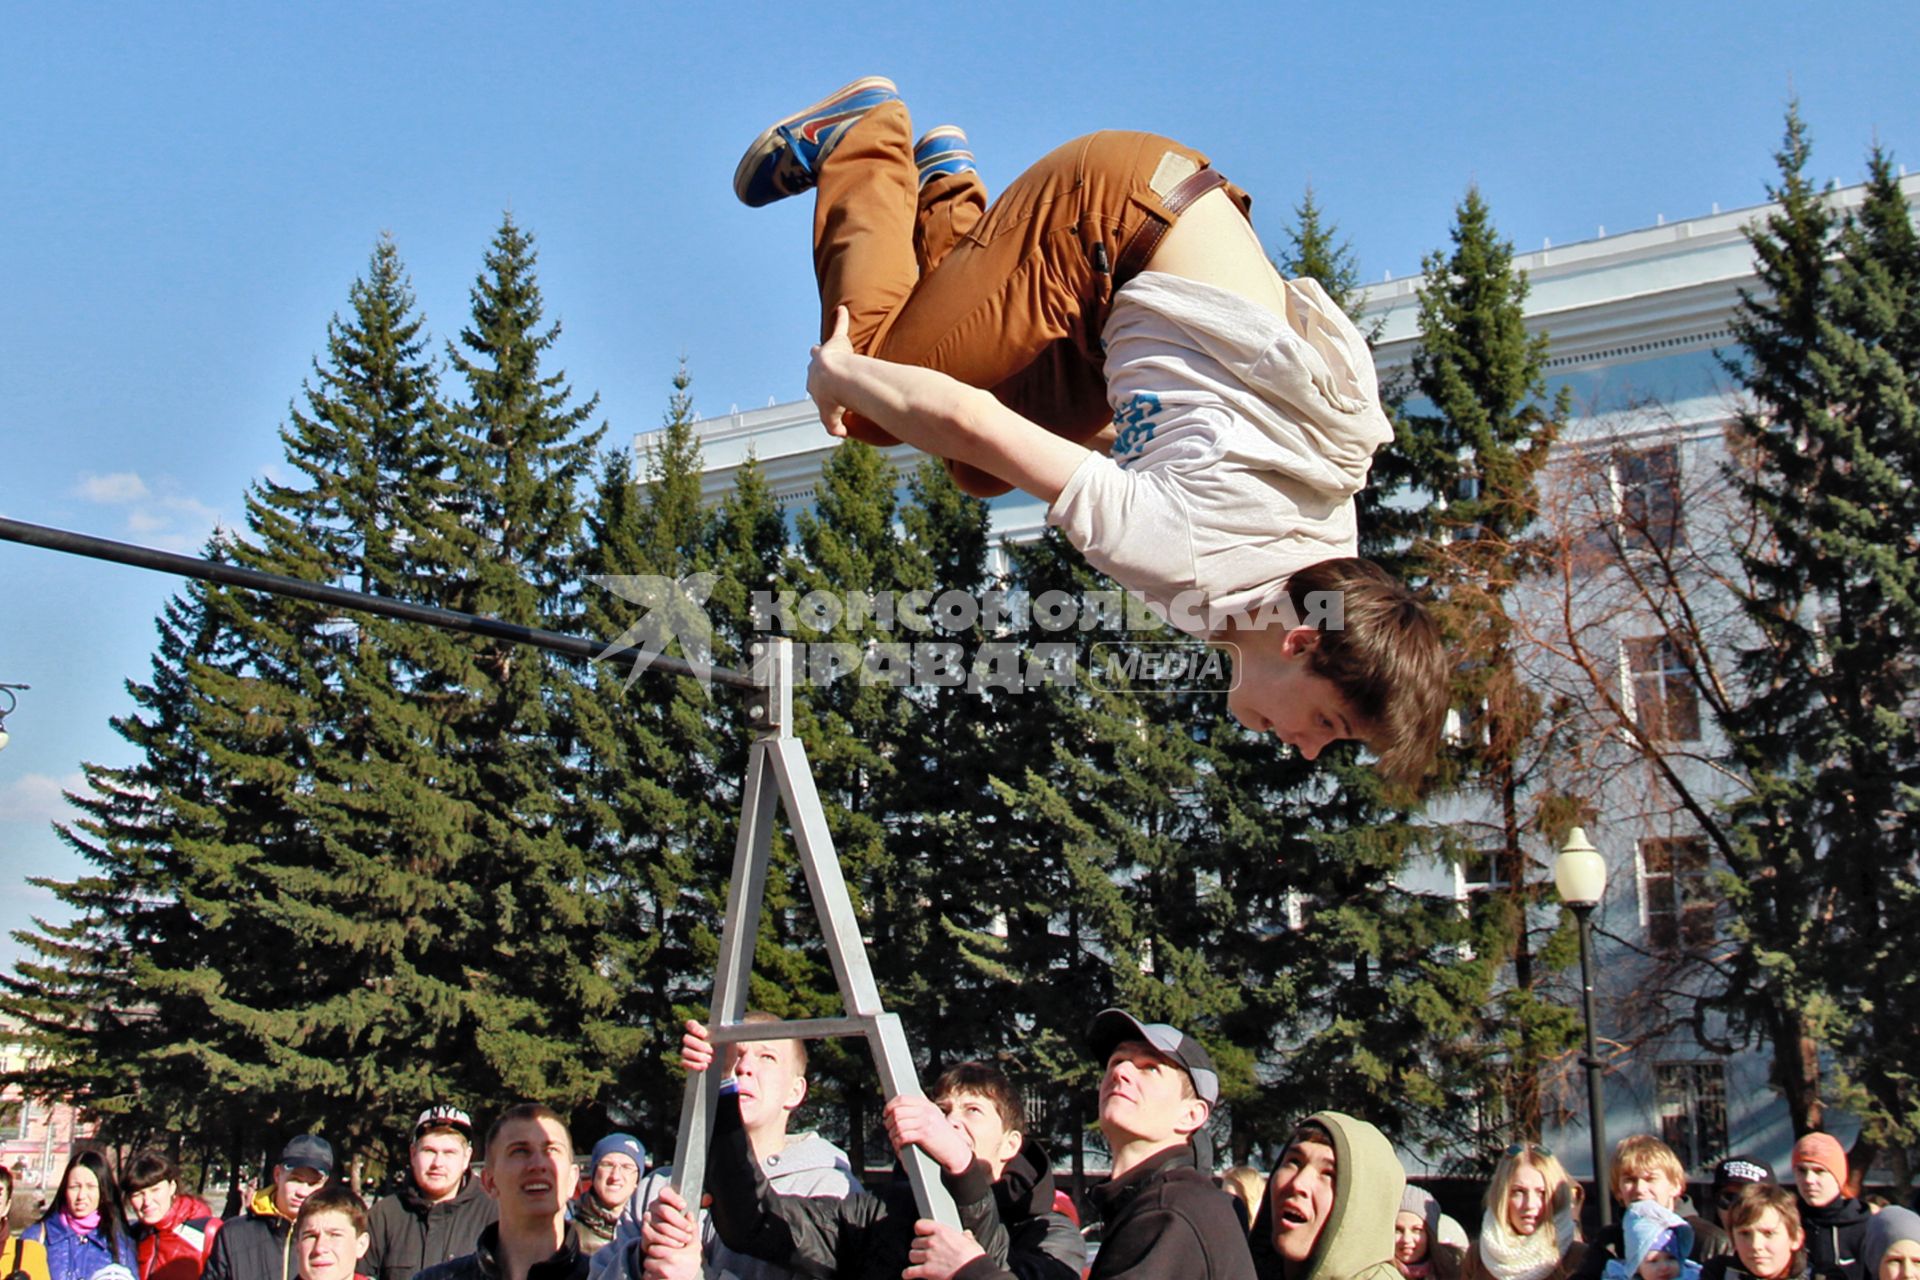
<box><xmin>136</xmin><ymin>1194</ymin><xmax>222</xmax><ymax>1280</ymax></box>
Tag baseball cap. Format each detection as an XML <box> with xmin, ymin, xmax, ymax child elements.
<box><xmin>1712</xmin><ymin>1155</ymin><xmax>1776</xmax><ymax>1192</ymax></box>
<box><xmin>1086</xmin><ymin>1008</ymin><xmax>1220</xmax><ymax>1105</ymax></box>
<box><xmin>277</xmin><ymin>1135</ymin><xmax>334</xmax><ymax>1178</ymax></box>
<box><xmin>590</xmin><ymin>1134</ymin><xmax>646</xmax><ymax>1171</ymax></box>
<box><xmin>414</xmin><ymin>1105</ymin><xmax>474</xmax><ymax>1141</ymax></box>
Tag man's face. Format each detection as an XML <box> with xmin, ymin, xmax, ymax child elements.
<box><xmin>1879</xmin><ymin>1240</ymin><xmax>1920</xmax><ymax>1280</ymax></box>
<box><xmin>293</xmin><ymin>1205</ymin><xmax>368</xmax><ymax>1280</ymax></box>
<box><xmin>1097</xmin><ymin>1042</ymin><xmax>1205</xmax><ymax>1147</ymax></box>
<box><xmin>1394</xmin><ymin>1211</ymin><xmax>1428</xmax><ymax>1266</ymax></box>
<box><xmin>1506</xmin><ymin>1163</ymin><xmax>1549</xmax><ymax>1237</ymax></box>
<box><xmin>591</xmin><ymin>1154</ymin><xmax>640</xmax><ymax>1210</ymax></box>
<box><xmin>1733</xmin><ymin>1207</ymin><xmax>1804</xmax><ymax>1280</ymax></box>
<box><xmin>480</xmin><ymin>1117</ymin><xmax>577</xmax><ymax>1221</ymax></box>
<box><xmin>274</xmin><ymin>1166</ymin><xmax>328</xmax><ymax>1219</ymax></box>
<box><xmin>1268</xmin><ymin>1139</ymin><xmax>1338</xmax><ymax>1265</ymax></box>
<box><xmin>1619</xmin><ymin>1167</ymin><xmax>1683</xmax><ymax>1211</ymax></box>
<box><xmin>935</xmin><ymin>1090</ymin><xmax>1022</xmax><ymax>1181</ymax></box>
<box><xmin>1223</xmin><ymin>628</ymin><xmax>1364</xmax><ymax>761</ymax></box>
<box><xmin>1794</xmin><ymin>1163</ymin><xmax>1840</xmax><ymax>1208</ymax></box>
<box><xmin>128</xmin><ymin>1179</ymin><xmax>178</xmax><ymax>1226</ymax></box>
<box><xmin>295</xmin><ymin>1210</ymin><xmax>369</xmax><ymax>1280</ymax></box>
<box><xmin>411</xmin><ymin>1132</ymin><xmax>472</xmax><ymax>1202</ymax></box>
<box><xmin>729</xmin><ymin>1039</ymin><xmax>806</xmax><ymax>1134</ymax></box>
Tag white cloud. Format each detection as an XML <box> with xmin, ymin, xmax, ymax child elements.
<box><xmin>0</xmin><ymin>772</ymin><xmax>87</xmax><ymax>827</ymax></box>
<box><xmin>71</xmin><ymin>472</ymin><xmax>225</xmax><ymax>549</ymax></box>
<box><xmin>75</xmin><ymin>471</ymin><xmax>150</xmax><ymax>504</ymax></box>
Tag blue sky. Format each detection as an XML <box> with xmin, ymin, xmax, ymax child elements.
<box><xmin>2</xmin><ymin>1</ymin><xmax>1916</xmax><ymax>968</ymax></box>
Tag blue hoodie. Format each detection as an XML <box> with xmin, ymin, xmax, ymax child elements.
<box><xmin>1605</xmin><ymin>1203</ymin><xmax>1702</xmax><ymax>1280</ymax></box>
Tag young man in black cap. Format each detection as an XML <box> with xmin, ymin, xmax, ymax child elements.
<box><xmin>1045</xmin><ymin>1009</ymin><xmax>1254</xmax><ymax>1280</ymax></box>
<box><xmin>1708</xmin><ymin>1159</ymin><xmax>1777</xmax><ymax>1258</ymax></box>
<box><xmin>204</xmin><ymin>1136</ymin><xmax>334</xmax><ymax>1280</ymax></box>
<box><xmin>366</xmin><ymin>1106</ymin><xmax>498</xmax><ymax>1280</ymax></box>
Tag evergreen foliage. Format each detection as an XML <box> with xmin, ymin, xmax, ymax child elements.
<box><xmin>1715</xmin><ymin>109</ymin><xmax>1920</xmax><ymax>1149</ymax></box>
<box><xmin>1399</xmin><ymin>185</ymin><xmax>1580</xmax><ymax>1145</ymax></box>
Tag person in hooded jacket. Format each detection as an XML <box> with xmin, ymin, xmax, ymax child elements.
<box><xmin>1790</xmin><ymin>1136</ymin><xmax>1869</xmax><ymax>1280</ymax></box>
<box><xmin>23</xmin><ymin>1151</ymin><xmax>138</xmax><ymax>1280</ymax></box>
<box><xmin>1249</xmin><ymin>1113</ymin><xmax>1404</xmax><ymax>1280</ymax></box>
<box><xmin>1459</xmin><ymin>1146</ymin><xmax>1587</xmax><ymax>1280</ymax></box>
<box><xmin>1861</xmin><ymin>1207</ymin><xmax>1920</xmax><ymax>1280</ymax></box>
<box><xmin>365</xmin><ymin>1107</ymin><xmax>497</xmax><ymax>1280</ymax></box>
<box><xmin>1397</xmin><ymin>1187</ymin><xmax>1464</xmax><ymax>1280</ymax></box>
<box><xmin>121</xmin><ymin>1152</ymin><xmax>221</xmax><ymax>1280</ymax></box>
<box><xmin>606</xmin><ymin>1014</ymin><xmax>858</xmax><ymax>1280</ymax></box>
<box><xmin>1602</xmin><ymin>1203</ymin><xmax>1700</xmax><ymax>1280</ymax></box>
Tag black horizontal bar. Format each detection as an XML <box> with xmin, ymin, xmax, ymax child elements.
<box><xmin>0</xmin><ymin>517</ymin><xmax>755</xmax><ymax>691</ymax></box>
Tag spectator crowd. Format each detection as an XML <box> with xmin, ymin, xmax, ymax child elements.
<box><xmin>7</xmin><ymin>1009</ymin><xmax>1914</xmax><ymax>1280</ymax></box>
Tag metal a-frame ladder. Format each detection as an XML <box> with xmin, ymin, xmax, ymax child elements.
<box><xmin>0</xmin><ymin>518</ymin><xmax>958</xmax><ymax>1227</ymax></box>
<box><xmin>667</xmin><ymin>635</ymin><xmax>959</xmax><ymax>1227</ymax></box>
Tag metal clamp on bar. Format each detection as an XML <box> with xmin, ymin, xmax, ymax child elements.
<box><xmin>747</xmin><ymin>637</ymin><xmax>794</xmax><ymax>737</ymax></box>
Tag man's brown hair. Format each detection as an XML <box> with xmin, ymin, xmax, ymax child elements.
<box><xmin>1284</xmin><ymin>557</ymin><xmax>1447</xmax><ymax>790</ymax></box>
<box><xmin>1725</xmin><ymin>1182</ymin><xmax>1802</xmax><ymax>1237</ymax></box>
<box><xmin>929</xmin><ymin>1061</ymin><xmax>1024</xmax><ymax>1135</ymax></box>
<box><xmin>293</xmin><ymin>1182</ymin><xmax>370</xmax><ymax>1238</ymax></box>
<box><xmin>484</xmin><ymin>1103</ymin><xmax>572</xmax><ymax>1164</ymax></box>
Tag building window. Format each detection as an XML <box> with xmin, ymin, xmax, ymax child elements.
<box><xmin>1641</xmin><ymin>836</ymin><xmax>1715</xmax><ymax>950</ymax></box>
<box><xmin>1624</xmin><ymin>636</ymin><xmax>1700</xmax><ymax>741</ymax></box>
<box><xmin>1656</xmin><ymin>1061</ymin><xmax>1729</xmax><ymax>1172</ymax></box>
<box><xmin>1618</xmin><ymin>444</ymin><xmax>1684</xmax><ymax>551</ymax></box>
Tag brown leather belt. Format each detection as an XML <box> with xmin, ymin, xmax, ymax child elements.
<box><xmin>1111</xmin><ymin>167</ymin><xmax>1230</xmax><ymax>288</ymax></box>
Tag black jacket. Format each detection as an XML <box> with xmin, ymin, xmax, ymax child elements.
<box><xmin>947</xmin><ymin>1142</ymin><xmax>1086</xmax><ymax>1280</ymax></box>
<box><xmin>1089</xmin><ymin>1145</ymin><xmax>1255</xmax><ymax>1280</ymax></box>
<box><xmin>1800</xmin><ymin>1196</ymin><xmax>1872</xmax><ymax>1280</ymax></box>
<box><xmin>412</xmin><ymin>1224</ymin><xmax>587</xmax><ymax>1280</ymax></box>
<box><xmin>366</xmin><ymin>1176</ymin><xmax>499</xmax><ymax>1280</ymax></box>
<box><xmin>202</xmin><ymin>1201</ymin><xmax>294</xmax><ymax>1280</ymax></box>
<box><xmin>702</xmin><ymin>1087</ymin><xmax>1008</xmax><ymax>1280</ymax></box>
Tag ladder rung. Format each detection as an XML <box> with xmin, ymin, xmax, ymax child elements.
<box><xmin>708</xmin><ymin>1016</ymin><xmax>878</xmax><ymax>1044</ymax></box>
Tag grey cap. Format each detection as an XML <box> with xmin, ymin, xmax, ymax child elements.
<box><xmin>277</xmin><ymin>1134</ymin><xmax>333</xmax><ymax>1179</ymax></box>
<box><xmin>1086</xmin><ymin>1008</ymin><xmax>1220</xmax><ymax>1105</ymax></box>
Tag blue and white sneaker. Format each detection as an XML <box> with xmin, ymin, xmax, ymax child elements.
<box><xmin>913</xmin><ymin>125</ymin><xmax>976</xmax><ymax>186</ymax></box>
<box><xmin>733</xmin><ymin>76</ymin><xmax>901</xmax><ymax>208</ymax></box>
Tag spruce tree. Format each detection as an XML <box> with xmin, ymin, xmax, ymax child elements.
<box><xmin>1715</xmin><ymin>111</ymin><xmax>1920</xmax><ymax>1146</ymax></box>
<box><xmin>402</xmin><ymin>214</ymin><xmax>619</xmax><ymax>1111</ymax></box>
<box><xmin>1400</xmin><ymin>185</ymin><xmax>1578</xmax><ymax>1144</ymax></box>
<box><xmin>566</xmin><ymin>366</ymin><xmax>734</xmax><ymax>1142</ymax></box>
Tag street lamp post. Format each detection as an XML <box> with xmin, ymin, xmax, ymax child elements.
<box><xmin>1555</xmin><ymin>825</ymin><xmax>1611</xmax><ymax>1231</ymax></box>
<box><xmin>0</xmin><ymin>683</ymin><xmax>26</xmax><ymax>753</ymax></box>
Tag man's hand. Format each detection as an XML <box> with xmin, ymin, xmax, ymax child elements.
<box><xmin>884</xmin><ymin>1095</ymin><xmax>972</xmax><ymax>1177</ymax></box>
<box><xmin>904</xmin><ymin>1220</ymin><xmax>986</xmax><ymax>1280</ymax></box>
<box><xmin>808</xmin><ymin>305</ymin><xmax>857</xmax><ymax>437</ymax></box>
<box><xmin>640</xmin><ymin>1185</ymin><xmax>700</xmax><ymax>1280</ymax></box>
<box><xmin>678</xmin><ymin>1019</ymin><xmax>715</xmax><ymax>1074</ymax></box>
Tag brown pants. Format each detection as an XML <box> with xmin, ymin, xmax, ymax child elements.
<box><xmin>812</xmin><ymin>102</ymin><xmax>1249</xmax><ymax>495</ymax></box>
